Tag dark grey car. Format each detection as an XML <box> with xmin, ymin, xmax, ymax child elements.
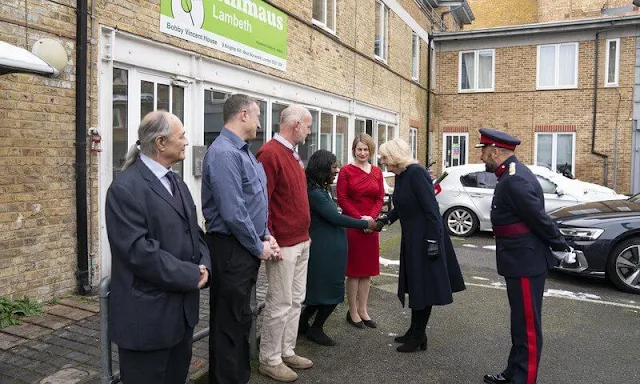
<box><xmin>550</xmin><ymin>194</ymin><xmax>640</xmax><ymax>294</ymax></box>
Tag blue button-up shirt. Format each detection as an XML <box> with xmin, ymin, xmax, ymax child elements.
<box><xmin>201</xmin><ymin>128</ymin><xmax>269</xmax><ymax>257</ymax></box>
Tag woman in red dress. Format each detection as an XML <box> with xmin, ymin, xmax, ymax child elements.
<box><xmin>337</xmin><ymin>133</ymin><xmax>385</xmax><ymax>328</ymax></box>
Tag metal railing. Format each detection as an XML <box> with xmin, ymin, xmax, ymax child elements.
<box><xmin>99</xmin><ymin>277</ymin><xmax>260</xmax><ymax>384</ymax></box>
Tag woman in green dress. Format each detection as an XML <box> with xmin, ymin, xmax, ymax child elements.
<box><xmin>299</xmin><ymin>150</ymin><xmax>377</xmax><ymax>346</ymax></box>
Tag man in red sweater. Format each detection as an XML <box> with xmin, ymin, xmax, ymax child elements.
<box><xmin>256</xmin><ymin>104</ymin><xmax>312</xmax><ymax>382</ymax></box>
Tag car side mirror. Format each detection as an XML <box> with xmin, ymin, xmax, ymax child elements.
<box><xmin>556</xmin><ymin>187</ymin><xmax>565</xmax><ymax>196</ymax></box>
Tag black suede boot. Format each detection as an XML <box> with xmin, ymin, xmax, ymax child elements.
<box><xmin>306</xmin><ymin>304</ymin><xmax>337</xmax><ymax>346</ymax></box>
<box><xmin>394</xmin><ymin>310</ymin><xmax>417</xmax><ymax>343</ymax></box>
<box><xmin>299</xmin><ymin>305</ymin><xmax>318</xmax><ymax>335</ymax></box>
<box><xmin>397</xmin><ymin>306</ymin><xmax>431</xmax><ymax>353</ymax></box>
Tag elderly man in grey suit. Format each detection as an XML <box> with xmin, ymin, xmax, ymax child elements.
<box><xmin>105</xmin><ymin>110</ymin><xmax>211</xmax><ymax>384</ymax></box>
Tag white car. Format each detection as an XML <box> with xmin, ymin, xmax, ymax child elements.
<box><xmin>434</xmin><ymin>164</ymin><xmax>627</xmax><ymax>237</ymax></box>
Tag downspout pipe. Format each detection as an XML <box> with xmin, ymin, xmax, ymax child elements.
<box><xmin>426</xmin><ymin>36</ymin><xmax>432</xmax><ymax>166</ymax></box>
<box><xmin>75</xmin><ymin>0</ymin><xmax>90</xmax><ymax>295</ymax></box>
<box><xmin>591</xmin><ymin>31</ymin><xmax>609</xmax><ymax>186</ymax></box>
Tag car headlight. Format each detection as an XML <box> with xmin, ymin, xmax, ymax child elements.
<box><xmin>559</xmin><ymin>227</ymin><xmax>604</xmax><ymax>241</ymax></box>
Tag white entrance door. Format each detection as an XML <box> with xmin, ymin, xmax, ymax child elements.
<box><xmin>99</xmin><ymin>68</ymin><xmax>190</xmax><ymax>277</ymax></box>
<box><xmin>442</xmin><ymin>133</ymin><xmax>469</xmax><ymax>169</ymax></box>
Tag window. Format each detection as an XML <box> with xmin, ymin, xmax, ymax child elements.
<box><xmin>536</xmin><ymin>176</ymin><xmax>557</xmax><ymax>194</ymax></box>
<box><xmin>460</xmin><ymin>172</ymin><xmax>497</xmax><ymax>189</ymax></box>
<box><xmin>411</xmin><ymin>33</ymin><xmax>420</xmax><ymax>81</ymax></box>
<box><xmin>112</xmin><ymin>68</ymin><xmax>129</xmax><ymax>180</ymax></box>
<box><xmin>459</xmin><ymin>49</ymin><xmax>494</xmax><ymax>92</ymax></box>
<box><xmin>442</xmin><ymin>133</ymin><xmax>468</xmax><ymax>168</ymax></box>
<box><xmin>537</xmin><ymin>43</ymin><xmax>578</xmax><ymax>89</ymax></box>
<box><xmin>535</xmin><ymin>132</ymin><xmax>575</xmax><ymax>176</ymax></box>
<box><xmin>374</xmin><ymin>1</ymin><xmax>389</xmax><ymax>61</ymax></box>
<box><xmin>429</xmin><ymin>43</ymin><xmax>436</xmax><ymax>90</ymax></box>
<box><xmin>605</xmin><ymin>38</ymin><xmax>620</xmax><ymax>87</ymax></box>
<box><xmin>312</xmin><ymin>0</ymin><xmax>335</xmax><ymax>32</ymax></box>
<box><xmin>409</xmin><ymin>127</ymin><xmax>418</xmax><ymax>159</ymax></box>
<box><xmin>204</xmin><ymin>90</ymin><xmax>266</xmax><ymax>154</ymax></box>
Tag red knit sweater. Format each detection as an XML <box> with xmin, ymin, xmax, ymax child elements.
<box><xmin>256</xmin><ymin>140</ymin><xmax>310</xmax><ymax>247</ymax></box>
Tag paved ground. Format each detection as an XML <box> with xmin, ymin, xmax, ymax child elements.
<box><xmin>1</xmin><ymin>224</ymin><xmax>639</xmax><ymax>383</ymax></box>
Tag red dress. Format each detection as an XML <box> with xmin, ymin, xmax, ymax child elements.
<box><xmin>337</xmin><ymin>164</ymin><xmax>385</xmax><ymax>277</ymax></box>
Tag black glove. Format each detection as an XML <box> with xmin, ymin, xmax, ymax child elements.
<box><xmin>427</xmin><ymin>241</ymin><xmax>440</xmax><ymax>260</ymax></box>
<box><xmin>374</xmin><ymin>220</ymin><xmax>385</xmax><ymax>232</ymax></box>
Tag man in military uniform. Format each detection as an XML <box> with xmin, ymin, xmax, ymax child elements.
<box><xmin>477</xmin><ymin>128</ymin><xmax>570</xmax><ymax>384</ymax></box>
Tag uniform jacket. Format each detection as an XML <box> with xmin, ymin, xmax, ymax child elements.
<box><xmin>105</xmin><ymin>158</ymin><xmax>211</xmax><ymax>351</ymax></box>
<box><xmin>491</xmin><ymin>156</ymin><xmax>569</xmax><ymax>277</ymax></box>
<box><xmin>387</xmin><ymin>164</ymin><xmax>465</xmax><ymax>309</ymax></box>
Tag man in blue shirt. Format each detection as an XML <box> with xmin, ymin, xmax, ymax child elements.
<box><xmin>202</xmin><ymin>94</ymin><xmax>281</xmax><ymax>384</ymax></box>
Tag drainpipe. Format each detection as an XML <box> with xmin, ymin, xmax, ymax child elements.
<box><xmin>426</xmin><ymin>36</ymin><xmax>432</xmax><ymax>165</ymax></box>
<box><xmin>591</xmin><ymin>31</ymin><xmax>609</xmax><ymax>186</ymax></box>
<box><xmin>75</xmin><ymin>0</ymin><xmax>90</xmax><ymax>295</ymax></box>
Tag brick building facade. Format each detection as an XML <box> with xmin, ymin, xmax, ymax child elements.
<box><xmin>0</xmin><ymin>0</ymin><xmax>472</xmax><ymax>300</ymax></box>
<box><xmin>431</xmin><ymin>15</ymin><xmax>640</xmax><ymax>196</ymax></box>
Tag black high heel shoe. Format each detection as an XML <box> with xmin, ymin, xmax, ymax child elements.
<box><xmin>396</xmin><ymin>336</ymin><xmax>427</xmax><ymax>353</ymax></box>
<box><xmin>346</xmin><ymin>311</ymin><xmax>364</xmax><ymax>329</ymax></box>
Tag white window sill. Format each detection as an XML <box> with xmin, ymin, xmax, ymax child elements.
<box><xmin>374</xmin><ymin>55</ymin><xmax>388</xmax><ymax>64</ymax></box>
<box><xmin>536</xmin><ymin>85</ymin><xmax>578</xmax><ymax>90</ymax></box>
<box><xmin>312</xmin><ymin>19</ymin><xmax>336</xmax><ymax>36</ymax></box>
<box><xmin>604</xmin><ymin>83</ymin><xmax>619</xmax><ymax>88</ymax></box>
<box><xmin>458</xmin><ymin>88</ymin><xmax>495</xmax><ymax>93</ymax></box>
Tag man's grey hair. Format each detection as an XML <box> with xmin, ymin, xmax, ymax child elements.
<box><xmin>280</xmin><ymin>104</ymin><xmax>310</xmax><ymax>128</ymax></box>
<box><xmin>121</xmin><ymin>110</ymin><xmax>176</xmax><ymax>171</ymax></box>
<box><xmin>223</xmin><ymin>94</ymin><xmax>257</xmax><ymax>123</ymax></box>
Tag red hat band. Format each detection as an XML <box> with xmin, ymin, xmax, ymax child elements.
<box><xmin>479</xmin><ymin>135</ymin><xmax>517</xmax><ymax>151</ymax></box>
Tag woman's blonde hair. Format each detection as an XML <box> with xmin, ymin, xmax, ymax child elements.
<box><xmin>351</xmin><ymin>133</ymin><xmax>375</xmax><ymax>157</ymax></box>
<box><xmin>378</xmin><ymin>138</ymin><xmax>418</xmax><ymax>171</ymax></box>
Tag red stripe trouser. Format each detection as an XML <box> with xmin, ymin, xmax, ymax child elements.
<box><xmin>503</xmin><ymin>274</ymin><xmax>547</xmax><ymax>384</ymax></box>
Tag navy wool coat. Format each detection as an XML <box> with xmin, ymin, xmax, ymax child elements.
<box><xmin>387</xmin><ymin>164</ymin><xmax>465</xmax><ymax>310</ymax></box>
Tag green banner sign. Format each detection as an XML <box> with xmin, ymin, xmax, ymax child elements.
<box><xmin>160</xmin><ymin>0</ymin><xmax>287</xmax><ymax>71</ymax></box>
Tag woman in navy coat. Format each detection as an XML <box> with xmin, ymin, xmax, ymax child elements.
<box><xmin>300</xmin><ymin>150</ymin><xmax>377</xmax><ymax>346</ymax></box>
<box><xmin>378</xmin><ymin>138</ymin><xmax>465</xmax><ymax>353</ymax></box>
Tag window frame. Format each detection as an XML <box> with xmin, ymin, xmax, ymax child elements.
<box><xmin>374</xmin><ymin>0</ymin><xmax>389</xmax><ymax>63</ymax></box>
<box><xmin>311</xmin><ymin>0</ymin><xmax>336</xmax><ymax>34</ymax></box>
<box><xmin>605</xmin><ymin>38</ymin><xmax>620</xmax><ymax>88</ymax></box>
<box><xmin>533</xmin><ymin>132</ymin><xmax>576</xmax><ymax>176</ymax></box>
<box><xmin>442</xmin><ymin>132</ymin><xmax>469</xmax><ymax>168</ymax></box>
<box><xmin>411</xmin><ymin>33</ymin><xmax>420</xmax><ymax>81</ymax></box>
<box><xmin>409</xmin><ymin>127</ymin><xmax>418</xmax><ymax>159</ymax></box>
<box><xmin>536</xmin><ymin>42</ymin><xmax>579</xmax><ymax>90</ymax></box>
<box><xmin>458</xmin><ymin>49</ymin><xmax>495</xmax><ymax>93</ymax></box>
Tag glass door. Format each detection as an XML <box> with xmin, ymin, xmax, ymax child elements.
<box><xmin>138</xmin><ymin>73</ymin><xmax>186</xmax><ymax>177</ymax></box>
<box><xmin>443</xmin><ymin>133</ymin><xmax>468</xmax><ymax>168</ymax></box>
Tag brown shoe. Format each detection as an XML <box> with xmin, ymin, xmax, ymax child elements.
<box><xmin>282</xmin><ymin>354</ymin><xmax>313</xmax><ymax>369</ymax></box>
<box><xmin>259</xmin><ymin>363</ymin><xmax>298</xmax><ymax>382</ymax></box>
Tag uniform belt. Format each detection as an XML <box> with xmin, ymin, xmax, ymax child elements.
<box><xmin>493</xmin><ymin>222</ymin><xmax>530</xmax><ymax>237</ymax></box>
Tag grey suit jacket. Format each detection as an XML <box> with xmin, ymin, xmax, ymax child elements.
<box><xmin>105</xmin><ymin>158</ymin><xmax>211</xmax><ymax>351</ymax></box>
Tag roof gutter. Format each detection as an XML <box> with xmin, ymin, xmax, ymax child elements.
<box><xmin>432</xmin><ymin>15</ymin><xmax>640</xmax><ymax>41</ymax></box>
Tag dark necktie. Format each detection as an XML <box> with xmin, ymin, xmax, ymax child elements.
<box><xmin>167</xmin><ymin>171</ymin><xmax>182</xmax><ymax>204</ymax></box>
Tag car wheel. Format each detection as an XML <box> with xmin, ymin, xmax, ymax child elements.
<box><xmin>444</xmin><ymin>207</ymin><xmax>479</xmax><ymax>237</ymax></box>
<box><xmin>606</xmin><ymin>237</ymin><xmax>640</xmax><ymax>294</ymax></box>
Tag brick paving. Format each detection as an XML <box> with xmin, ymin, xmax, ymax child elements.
<box><xmin>0</xmin><ymin>266</ymin><xmax>270</xmax><ymax>384</ymax></box>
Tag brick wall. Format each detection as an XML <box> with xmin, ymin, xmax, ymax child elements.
<box><xmin>433</xmin><ymin>35</ymin><xmax>636</xmax><ymax>194</ymax></box>
<box><xmin>466</xmin><ymin>0</ymin><xmax>538</xmax><ymax>29</ymax></box>
<box><xmin>0</xmin><ymin>0</ymin><xmax>79</xmax><ymax>299</ymax></box>
<box><xmin>537</xmin><ymin>0</ymin><xmax>637</xmax><ymax>22</ymax></box>
<box><xmin>1</xmin><ymin>0</ymin><xmax>435</xmax><ymax>300</ymax></box>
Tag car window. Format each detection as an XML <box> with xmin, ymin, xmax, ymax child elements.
<box><xmin>536</xmin><ymin>176</ymin><xmax>557</xmax><ymax>194</ymax></box>
<box><xmin>460</xmin><ymin>172</ymin><xmax>497</xmax><ymax>189</ymax></box>
<box><xmin>477</xmin><ymin>172</ymin><xmax>497</xmax><ymax>188</ymax></box>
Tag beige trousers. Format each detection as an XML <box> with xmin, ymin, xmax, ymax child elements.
<box><xmin>259</xmin><ymin>240</ymin><xmax>310</xmax><ymax>366</ymax></box>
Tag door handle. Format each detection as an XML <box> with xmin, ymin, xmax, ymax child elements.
<box><xmin>470</xmin><ymin>193</ymin><xmax>483</xmax><ymax>198</ymax></box>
